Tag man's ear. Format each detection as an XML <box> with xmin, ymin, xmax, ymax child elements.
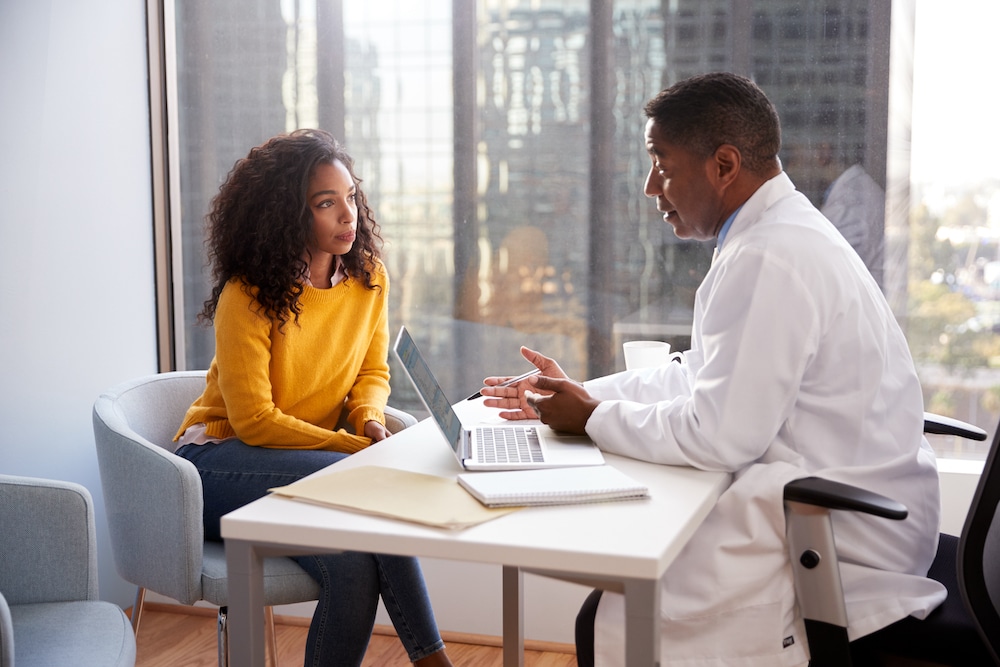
<box><xmin>712</xmin><ymin>144</ymin><xmax>741</xmax><ymax>189</ymax></box>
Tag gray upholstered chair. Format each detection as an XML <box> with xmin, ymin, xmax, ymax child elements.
<box><xmin>0</xmin><ymin>474</ymin><xmax>136</xmax><ymax>667</ymax></box>
<box><xmin>92</xmin><ymin>370</ymin><xmax>417</xmax><ymax>667</ymax></box>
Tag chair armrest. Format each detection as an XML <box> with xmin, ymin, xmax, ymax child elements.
<box><xmin>0</xmin><ymin>590</ymin><xmax>13</xmax><ymax>667</ymax></box>
<box><xmin>923</xmin><ymin>412</ymin><xmax>988</xmax><ymax>440</ymax></box>
<box><xmin>385</xmin><ymin>405</ymin><xmax>418</xmax><ymax>434</ymax></box>
<box><xmin>783</xmin><ymin>475</ymin><xmax>909</xmax><ymax>661</ymax></box>
<box><xmin>783</xmin><ymin>476</ymin><xmax>907</xmax><ymax>520</ymax></box>
<box><xmin>0</xmin><ymin>475</ymin><xmax>98</xmax><ymax>605</ymax></box>
<box><xmin>93</xmin><ymin>402</ymin><xmax>206</xmax><ymax>605</ymax></box>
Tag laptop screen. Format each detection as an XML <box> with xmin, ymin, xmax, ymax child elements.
<box><xmin>393</xmin><ymin>326</ymin><xmax>464</xmax><ymax>454</ymax></box>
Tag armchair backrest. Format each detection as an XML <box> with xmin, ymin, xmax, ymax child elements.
<box><xmin>0</xmin><ymin>475</ymin><xmax>98</xmax><ymax>605</ymax></box>
<box><xmin>92</xmin><ymin>371</ymin><xmax>209</xmax><ymax>605</ymax></box>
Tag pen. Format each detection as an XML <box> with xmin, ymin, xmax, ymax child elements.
<box><xmin>465</xmin><ymin>368</ymin><xmax>542</xmax><ymax>400</ymax></box>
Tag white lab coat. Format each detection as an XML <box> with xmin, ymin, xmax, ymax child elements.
<box><xmin>585</xmin><ymin>172</ymin><xmax>945</xmax><ymax>666</ymax></box>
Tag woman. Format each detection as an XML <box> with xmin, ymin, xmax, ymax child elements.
<box><xmin>174</xmin><ymin>129</ymin><xmax>454</xmax><ymax>667</ymax></box>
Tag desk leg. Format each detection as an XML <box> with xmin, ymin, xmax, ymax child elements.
<box><xmin>502</xmin><ymin>566</ymin><xmax>524</xmax><ymax>667</ymax></box>
<box><xmin>226</xmin><ymin>538</ymin><xmax>267</xmax><ymax>667</ymax></box>
<box><xmin>623</xmin><ymin>578</ymin><xmax>660</xmax><ymax>667</ymax></box>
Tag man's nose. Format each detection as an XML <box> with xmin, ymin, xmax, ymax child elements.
<box><xmin>643</xmin><ymin>168</ymin><xmax>661</xmax><ymax>198</ymax></box>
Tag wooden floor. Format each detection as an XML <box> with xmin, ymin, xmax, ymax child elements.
<box><xmin>134</xmin><ymin>603</ymin><xmax>577</xmax><ymax>666</ymax></box>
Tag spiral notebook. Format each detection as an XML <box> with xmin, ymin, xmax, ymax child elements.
<box><xmin>457</xmin><ymin>464</ymin><xmax>649</xmax><ymax>508</ymax></box>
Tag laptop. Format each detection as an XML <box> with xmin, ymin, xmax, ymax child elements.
<box><xmin>393</xmin><ymin>326</ymin><xmax>606</xmax><ymax>471</ymax></box>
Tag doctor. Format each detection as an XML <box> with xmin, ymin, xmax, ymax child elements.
<box><xmin>480</xmin><ymin>72</ymin><xmax>944</xmax><ymax>666</ymax></box>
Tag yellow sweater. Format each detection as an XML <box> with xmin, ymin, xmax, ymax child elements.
<box><xmin>174</xmin><ymin>266</ymin><xmax>390</xmax><ymax>453</ymax></box>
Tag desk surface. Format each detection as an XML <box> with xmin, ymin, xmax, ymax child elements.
<box><xmin>222</xmin><ymin>399</ymin><xmax>730</xmax><ymax>582</ymax></box>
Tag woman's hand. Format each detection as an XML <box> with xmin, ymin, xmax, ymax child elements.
<box><xmin>364</xmin><ymin>420</ymin><xmax>391</xmax><ymax>442</ymax></box>
<box><xmin>480</xmin><ymin>347</ymin><xmax>570</xmax><ymax>420</ymax></box>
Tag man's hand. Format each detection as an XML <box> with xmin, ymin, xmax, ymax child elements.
<box><xmin>524</xmin><ymin>376</ymin><xmax>600</xmax><ymax>435</ymax></box>
<box><xmin>480</xmin><ymin>347</ymin><xmax>568</xmax><ymax>420</ymax></box>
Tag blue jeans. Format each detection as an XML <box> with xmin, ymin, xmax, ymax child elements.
<box><xmin>176</xmin><ymin>440</ymin><xmax>446</xmax><ymax>665</ymax></box>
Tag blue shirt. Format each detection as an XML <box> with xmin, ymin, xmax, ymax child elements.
<box><xmin>716</xmin><ymin>206</ymin><xmax>743</xmax><ymax>250</ymax></box>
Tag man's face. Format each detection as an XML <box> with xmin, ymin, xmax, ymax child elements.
<box><xmin>643</xmin><ymin>118</ymin><xmax>727</xmax><ymax>241</ymax></box>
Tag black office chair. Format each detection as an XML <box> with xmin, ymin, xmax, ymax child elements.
<box><xmin>784</xmin><ymin>412</ymin><xmax>999</xmax><ymax>667</ymax></box>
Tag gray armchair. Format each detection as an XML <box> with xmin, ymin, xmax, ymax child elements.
<box><xmin>92</xmin><ymin>370</ymin><xmax>417</xmax><ymax>667</ymax></box>
<box><xmin>0</xmin><ymin>474</ymin><xmax>136</xmax><ymax>667</ymax></box>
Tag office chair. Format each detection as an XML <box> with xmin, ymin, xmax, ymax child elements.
<box><xmin>0</xmin><ymin>474</ymin><xmax>136</xmax><ymax>667</ymax></box>
<box><xmin>92</xmin><ymin>370</ymin><xmax>418</xmax><ymax>667</ymax></box>
<box><xmin>784</xmin><ymin>412</ymin><xmax>999</xmax><ymax>667</ymax></box>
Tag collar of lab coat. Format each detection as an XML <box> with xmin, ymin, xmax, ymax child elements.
<box><xmin>716</xmin><ymin>171</ymin><xmax>797</xmax><ymax>260</ymax></box>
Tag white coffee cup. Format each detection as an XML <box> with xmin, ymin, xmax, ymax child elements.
<box><xmin>623</xmin><ymin>340</ymin><xmax>681</xmax><ymax>370</ymax></box>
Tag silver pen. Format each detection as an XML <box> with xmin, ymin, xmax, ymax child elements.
<box><xmin>466</xmin><ymin>368</ymin><xmax>542</xmax><ymax>400</ymax></box>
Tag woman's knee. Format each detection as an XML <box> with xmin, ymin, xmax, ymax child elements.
<box><xmin>297</xmin><ymin>552</ymin><xmax>378</xmax><ymax>588</ymax></box>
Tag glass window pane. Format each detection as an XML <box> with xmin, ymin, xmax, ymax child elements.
<box><xmin>907</xmin><ymin>0</ymin><xmax>1000</xmax><ymax>458</ymax></box>
<box><xmin>171</xmin><ymin>0</ymin><xmax>995</xmax><ymax>460</ymax></box>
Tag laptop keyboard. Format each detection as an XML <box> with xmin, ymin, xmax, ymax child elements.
<box><xmin>475</xmin><ymin>426</ymin><xmax>544</xmax><ymax>463</ymax></box>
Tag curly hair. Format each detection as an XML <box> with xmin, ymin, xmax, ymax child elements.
<box><xmin>644</xmin><ymin>72</ymin><xmax>781</xmax><ymax>176</ymax></box>
<box><xmin>199</xmin><ymin>129</ymin><xmax>383</xmax><ymax>330</ymax></box>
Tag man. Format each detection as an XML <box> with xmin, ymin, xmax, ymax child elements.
<box><xmin>480</xmin><ymin>72</ymin><xmax>943</xmax><ymax>666</ymax></box>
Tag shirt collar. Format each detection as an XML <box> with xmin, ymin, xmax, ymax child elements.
<box><xmin>303</xmin><ymin>255</ymin><xmax>346</xmax><ymax>288</ymax></box>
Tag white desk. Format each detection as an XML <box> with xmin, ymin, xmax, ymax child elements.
<box><xmin>222</xmin><ymin>399</ymin><xmax>730</xmax><ymax>666</ymax></box>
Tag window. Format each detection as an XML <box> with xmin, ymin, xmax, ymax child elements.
<box><xmin>163</xmin><ymin>0</ymin><xmax>997</xmax><ymax>460</ymax></box>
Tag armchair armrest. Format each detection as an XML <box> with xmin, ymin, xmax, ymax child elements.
<box><xmin>92</xmin><ymin>402</ymin><xmax>206</xmax><ymax>605</ymax></box>
<box><xmin>385</xmin><ymin>405</ymin><xmax>418</xmax><ymax>433</ymax></box>
<box><xmin>0</xmin><ymin>591</ymin><xmax>13</xmax><ymax>667</ymax></box>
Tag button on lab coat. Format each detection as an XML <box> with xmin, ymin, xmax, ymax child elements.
<box><xmin>586</xmin><ymin>172</ymin><xmax>944</xmax><ymax>666</ymax></box>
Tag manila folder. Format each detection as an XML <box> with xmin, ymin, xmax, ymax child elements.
<box><xmin>269</xmin><ymin>465</ymin><xmax>519</xmax><ymax>529</ymax></box>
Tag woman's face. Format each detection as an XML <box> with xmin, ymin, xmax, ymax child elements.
<box><xmin>306</xmin><ymin>159</ymin><xmax>357</xmax><ymax>257</ymax></box>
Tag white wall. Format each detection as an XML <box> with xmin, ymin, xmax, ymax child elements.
<box><xmin>0</xmin><ymin>0</ymin><xmax>157</xmax><ymax>607</ymax></box>
<box><xmin>938</xmin><ymin>461</ymin><xmax>983</xmax><ymax>535</ymax></box>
